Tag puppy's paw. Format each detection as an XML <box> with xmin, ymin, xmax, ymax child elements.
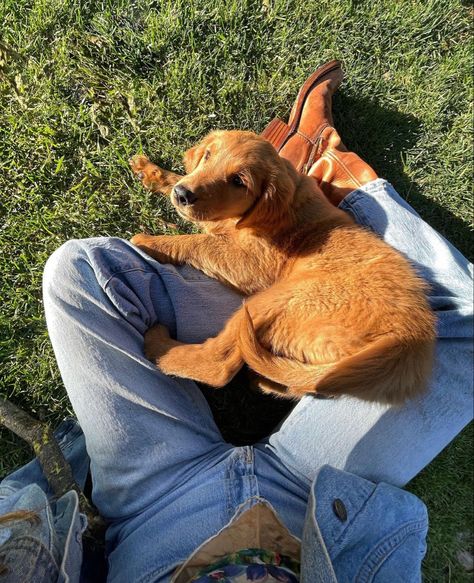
<box><xmin>129</xmin><ymin>153</ymin><xmax>151</xmax><ymax>173</ymax></box>
<box><xmin>144</xmin><ymin>323</ymin><xmax>174</xmax><ymax>363</ymax></box>
<box><xmin>130</xmin><ymin>232</ymin><xmax>153</xmax><ymax>247</ymax></box>
<box><xmin>129</xmin><ymin>154</ymin><xmax>153</xmax><ymax>181</ymax></box>
<box><xmin>129</xmin><ymin>154</ymin><xmax>167</xmax><ymax>192</ymax></box>
<box><xmin>130</xmin><ymin>233</ymin><xmax>170</xmax><ymax>263</ymax></box>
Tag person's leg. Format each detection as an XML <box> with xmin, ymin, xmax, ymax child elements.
<box><xmin>255</xmin><ymin>179</ymin><xmax>473</xmax><ymax>525</ymax></box>
<box><xmin>43</xmin><ymin>237</ymin><xmax>244</xmax><ymax>521</ymax></box>
<box><xmin>44</xmin><ymin>237</ymin><xmax>266</xmax><ymax>581</ymax></box>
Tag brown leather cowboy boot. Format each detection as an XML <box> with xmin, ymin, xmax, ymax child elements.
<box><xmin>261</xmin><ymin>60</ymin><xmax>378</xmax><ymax>206</ymax></box>
<box><xmin>306</xmin><ymin>126</ymin><xmax>378</xmax><ymax>206</ymax></box>
<box><xmin>261</xmin><ymin>60</ymin><xmax>343</xmax><ymax>173</ymax></box>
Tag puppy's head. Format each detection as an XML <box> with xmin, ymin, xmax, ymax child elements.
<box><xmin>171</xmin><ymin>130</ymin><xmax>297</xmax><ymax>229</ymax></box>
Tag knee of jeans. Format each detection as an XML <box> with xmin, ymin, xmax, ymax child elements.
<box><xmin>43</xmin><ymin>239</ymin><xmax>91</xmax><ymax>301</ymax></box>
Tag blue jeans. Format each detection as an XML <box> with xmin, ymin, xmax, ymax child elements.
<box><xmin>33</xmin><ymin>180</ymin><xmax>472</xmax><ymax>581</ymax></box>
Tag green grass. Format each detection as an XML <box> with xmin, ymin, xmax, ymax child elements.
<box><xmin>0</xmin><ymin>0</ymin><xmax>472</xmax><ymax>580</ymax></box>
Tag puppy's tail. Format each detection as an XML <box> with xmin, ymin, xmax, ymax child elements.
<box><xmin>238</xmin><ymin>306</ymin><xmax>434</xmax><ymax>404</ymax></box>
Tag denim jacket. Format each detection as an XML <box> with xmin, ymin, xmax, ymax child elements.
<box><xmin>0</xmin><ymin>419</ymin><xmax>427</xmax><ymax>583</ymax></box>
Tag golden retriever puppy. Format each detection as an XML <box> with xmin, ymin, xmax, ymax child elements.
<box><xmin>130</xmin><ymin>130</ymin><xmax>435</xmax><ymax>404</ymax></box>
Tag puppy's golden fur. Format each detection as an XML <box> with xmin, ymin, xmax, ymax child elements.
<box><xmin>131</xmin><ymin>130</ymin><xmax>435</xmax><ymax>403</ymax></box>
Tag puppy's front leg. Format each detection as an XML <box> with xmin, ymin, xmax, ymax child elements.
<box><xmin>130</xmin><ymin>233</ymin><xmax>258</xmax><ymax>293</ymax></box>
<box><xmin>130</xmin><ymin>233</ymin><xmax>209</xmax><ymax>265</ymax></box>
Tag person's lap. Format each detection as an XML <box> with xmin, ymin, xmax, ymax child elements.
<box><xmin>43</xmin><ymin>237</ymin><xmax>241</xmax><ymax>516</ymax></box>
<box><xmin>42</xmin><ymin>179</ymin><xmax>473</xmax><ymax>582</ymax></box>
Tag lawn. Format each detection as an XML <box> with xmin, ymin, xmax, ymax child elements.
<box><xmin>0</xmin><ymin>0</ymin><xmax>472</xmax><ymax>580</ymax></box>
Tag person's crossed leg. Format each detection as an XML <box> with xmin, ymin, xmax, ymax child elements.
<box><xmin>43</xmin><ymin>62</ymin><xmax>473</xmax><ymax>582</ymax></box>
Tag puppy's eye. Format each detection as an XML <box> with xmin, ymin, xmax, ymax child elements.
<box><xmin>231</xmin><ymin>174</ymin><xmax>245</xmax><ymax>187</ymax></box>
<box><xmin>204</xmin><ymin>149</ymin><xmax>211</xmax><ymax>161</ymax></box>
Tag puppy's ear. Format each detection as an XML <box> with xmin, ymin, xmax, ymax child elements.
<box><xmin>237</xmin><ymin>162</ymin><xmax>296</xmax><ymax>231</ymax></box>
<box><xmin>183</xmin><ymin>144</ymin><xmax>206</xmax><ymax>174</ymax></box>
<box><xmin>183</xmin><ymin>131</ymin><xmax>224</xmax><ymax>173</ymax></box>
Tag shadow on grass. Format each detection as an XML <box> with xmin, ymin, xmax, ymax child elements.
<box><xmin>333</xmin><ymin>92</ymin><xmax>472</xmax><ymax>261</ymax></box>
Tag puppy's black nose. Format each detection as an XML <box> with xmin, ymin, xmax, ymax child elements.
<box><xmin>173</xmin><ymin>185</ymin><xmax>197</xmax><ymax>206</ymax></box>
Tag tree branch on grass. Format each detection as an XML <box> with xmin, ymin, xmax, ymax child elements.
<box><xmin>0</xmin><ymin>397</ymin><xmax>105</xmax><ymax>543</ymax></box>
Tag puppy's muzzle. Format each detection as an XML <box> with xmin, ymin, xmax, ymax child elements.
<box><xmin>173</xmin><ymin>185</ymin><xmax>197</xmax><ymax>206</ymax></box>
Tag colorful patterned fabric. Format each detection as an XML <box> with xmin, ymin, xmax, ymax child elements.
<box><xmin>190</xmin><ymin>548</ymin><xmax>300</xmax><ymax>582</ymax></box>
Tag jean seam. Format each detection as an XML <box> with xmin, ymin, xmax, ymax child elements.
<box><xmin>104</xmin><ymin>267</ymin><xmax>219</xmax><ymax>290</ymax></box>
<box><xmin>0</xmin><ymin>485</ymin><xmax>18</xmax><ymax>496</ymax></box>
<box><xmin>165</xmin><ymin>274</ymin><xmax>224</xmax><ymax>283</ymax></box>
<box><xmin>340</xmin><ymin>192</ymin><xmax>372</xmax><ymax>228</ymax></box>
<box><xmin>355</xmin><ymin>519</ymin><xmax>428</xmax><ymax>583</ymax></box>
<box><xmin>265</xmin><ymin>403</ymin><xmax>325</xmax><ymax>488</ymax></box>
<box><xmin>162</xmin><ymin>269</ymin><xmax>224</xmax><ymax>283</ymax></box>
<box><xmin>103</xmin><ymin>267</ymin><xmax>157</xmax><ymax>289</ymax></box>
<box><xmin>263</xmin><ymin>440</ymin><xmax>313</xmax><ymax>489</ymax></box>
